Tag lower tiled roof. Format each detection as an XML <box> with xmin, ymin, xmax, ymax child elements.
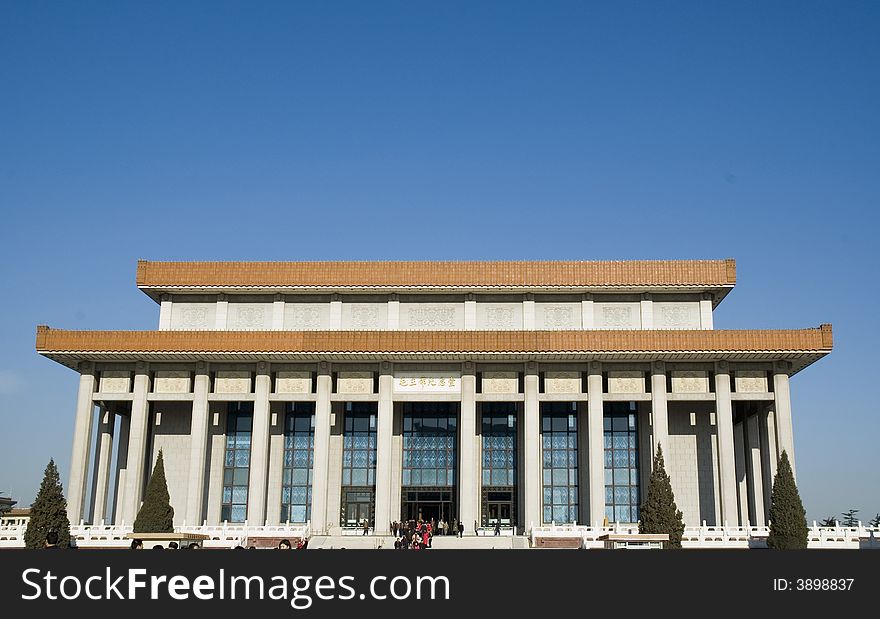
<box><xmin>36</xmin><ymin>325</ymin><xmax>832</xmax><ymax>354</ymax></box>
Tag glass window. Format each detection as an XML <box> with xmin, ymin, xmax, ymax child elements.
<box><xmin>281</xmin><ymin>402</ymin><xmax>315</xmax><ymax>523</ymax></box>
<box><xmin>541</xmin><ymin>402</ymin><xmax>578</xmax><ymax>524</ymax></box>
<box><xmin>221</xmin><ymin>402</ymin><xmax>253</xmax><ymax>523</ymax></box>
<box><xmin>401</xmin><ymin>402</ymin><xmax>457</xmax><ymax>488</ymax></box>
<box><xmin>604</xmin><ymin>402</ymin><xmax>640</xmax><ymax>523</ymax></box>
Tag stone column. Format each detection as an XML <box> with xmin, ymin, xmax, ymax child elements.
<box><xmin>272</xmin><ymin>294</ymin><xmax>285</xmax><ymax>330</ymax></box>
<box><xmin>329</xmin><ymin>295</ymin><xmax>342</xmax><ymax>329</ymax></box>
<box><xmin>215</xmin><ymin>294</ymin><xmax>228</xmax><ymax>329</ymax></box>
<box><xmin>266</xmin><ymin>404</ymin><xmax>285</xmax><ymax>525</ymax></box>
<box><xmin>158</xmin><ymin>294</ymin><xmax>172</xmax><ymax>330</ymax></box>
<box><xmin>640</xmin><ymin>293</ymin><xmax>654</xmax><ymax>329</ymax></box>
<box><xmin>522</xmin><ymin>294</ymin><xmax>536</xmax><ymax>329</ymax></box>
<box><xmin>650</xmin><ymin>361</ymin><xmax>669</xmax><ymax>459</ymax></box>
<box><xmin>459</xmin><ymin>363</ymin><xmax>478</xmax><ymax>534</ymax></box>
<box><xmin>758</xmin><ymin>406</ymin><xmax>778</xmax><ymax>520</ymax></box>
<box><xmin>714</xmin><ymin>362</ymin><xmax>739</xmax><ymax>525</ymax></box>
<box><xmin>387</xmin><ymin>294</ymin><xmax>400</xmax><ymax>330</ymax></box>
<box><xmin>67</xmin><ymin>362</ymin><xmax>96</xmax><ymax>525</ymax></box>
<box><xmin>123</xmin><ymin>365</ymin><xmax>151</xmax><ymax>523</ymax></box>
<box><xmin>112</xmin><ymin>413</ymin><xmax>131</xmax><ymax>524</ymax></box>
<box><xmin>581</xmin><ymin>293</ymin><xmax>594</xmax><ymax>329</ymax></box>
<box><xmin>733</xmin><ymin>420</ymin><xmax>749</xmax><ymax>525</ymax></box>
<box><xmin>700</xmin><ymin>293</ymin><xmax>714</xmax><ymax>329</ymax></box>
<box><xmin>185</xmin><ymin>366</ymin><xmax>210</xmax><ymax>525</ymax></box>
<box><xmin>247</xmin><ymin>363</ymin><xmax>271</xmax><ymax>524</ymax></box>
<box><xmin>310</xmin><ymin>364</ymin><xmax>332</xmax><ymax>533</ymax></box>
<box><xmin>523</xmin><ymin>362</ymin><xmax>541</xmax><ymax>530</ymax></box>
<box><xmin>89</xmin><ymin>407</ymin><xmax>115</xmax><ymax>524</ymax></box>
<box><xmin>374</xmin><ymin>362</ymin><xmax>394</xmax><ymax>535</ymax></box>
<box><xmin>576</xmin><ymin>401</ymin><xmax>590</xmax><ymax>525</ymax></box>
<box><xmin>746</xmin><ymin>412</ymin><xmax>766</xmax><ymax>525</ymax></box>
<box><xmin>587</xmin><ymin>362</ymin><xmax>605</xmax><ymax>526</ymax></box>
<box><xmin>464</xmin><ymin>294</ymin><xmax>477</xmax><ymax>330</ymax></box>
<box><xmin>773</xmin><ymin>361</ymin><xmax>796</xmax><ymax>478</ymax></box>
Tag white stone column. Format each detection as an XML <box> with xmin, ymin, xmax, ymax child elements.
<box><xmin>650</xmin><ymin>361</ymin><xmax>669</xmax><ymax>459</ymax></box>
<box><xmin>247</xmin><ymin>363</ymin><xmax>271</xmax><ymax>524</ymax></box>
<box><xmin>459</xmin><ymin>363</ymin><xmax>478</xmax><ymax>533</ymax></box>
<box><xmin>464</xmin><ymin>295</ymin><xmax>477</xmax><ymax>330</ymax></box>
<box><xmin>123</xmin><ymin>365</ymin><xmax>151</xmax><ymax>523</ymax></box>
<box><xmin>89</xmin><ymin>407</ymin><xmax>115</xmax><ymax>524</ymax></box>
<box><xmin>329</xmin><ymin>295</ymin><xmax>342</xmax><ymax>329</ymax></box>
<box><xmin>581</xmin><ymin>294</ymin><xmax>594</xmax><ymax>329</ymax></box>
<box><xmin>576</xmin><ymin>401</ymin><xmax>590</xmax><ymax>525</ymax></box>
<box><xmin>758</xmin><ymin>406</ymin><xmax>778</xmax><ymax>519</ymax></box>
<box><xmin>266</xmin><ymin>404</ymin><xmax>285</xmax><ymax>525</ymax></box>
<box><xmin>640</xmin><ymin>293</ymin><xmax>654</xmax><ymax>329</ymax></box>
<box><xmin>700</xmin><ymin>293</ymin><xmax>714</xmax><ymax>330</ymax></box>
<box><xmin>746</xmin><ymin>412</ymin><xmax>766</xmax><ymax>525</ymax></box>
<box><xmin>714</xmin><ymin>362</ymin><xmax>739</xmax><ymax>525</ymax></box>
<box><xmin>523</xmin><ymin>294</ymin><xmax>535</xmax><ymax>329</ymax></box>
<box><xmin>158</xmin><ymin>294</ymin><xmax>172</xmax><ymax>330</ymax></box>
<box><xmin>523</xmin><ymin>362</ymin><xmax>541</xmax><ymax>530</ymax></box>
<box><xmin>374</xmin><ymin>363</ymin><xmax>394</xmax><ymax>535</ymax></box>
<box><xmin>185</xmin><ymin>366</ymin><xmax>210</xmax><ymax>525</ymax></box>
<box><xmin>67</xmin><ymin>362</ymin><xmax>96</xmax><ymax>525</ymax></box>
<box><xmin>733</xmin><ymin>420</ymin><xmax>749</xmax><ymax>525</ymax></box>
<box><xmin>112</xmin><ymin>413</ymin><xmax>130</xmax><ymax>524</ymax></box>
<box><xmin>587</xmin><ymin>362</ymin><xmax>605</xmax><ymax>526</ymax></box>
<box><xmin>310</xmin><ymin>364</ymin><xmax>333</xmax><ymax>533</ymax></box>
<box><xmin>773</xmin><ymin>361</ymin><xmax>796</xmax><ymax>478</ymax></box>
<box><xmin>215</xmin><ymin>294</ymin><xmax>228</xmax><ymax>329</ymax></box>
<box><xmin>387</xmin><ymin>295</ymin><xmax>400</xmax><ymax>330</ymax></box>
<box><xmin>272</xmin><ymin>294</ymin><xmax>285</xmax><ymax>330</ymax></box>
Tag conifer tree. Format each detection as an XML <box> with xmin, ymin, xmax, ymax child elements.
<box><xmin>133</xmin><ymin>450</ymin><xmax>174</xmax><ymax>533</ymax></box>
<box><xmin>24</xmin><ymin>459</ymin><xmax>71</xmax><ymax>549</ymax></box>
<box><xmin>639</xmin><ymin>445</ymin><xmax>685</xmax><ymax>548</ymax></box>
<box><xmin>767</xmin><ymin>451</ymin><xmax>808</xmax><ymax>549</ymax></box>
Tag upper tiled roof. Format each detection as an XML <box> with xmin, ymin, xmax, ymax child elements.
<box><xmin>136</xmin><ymin>259</ymin><xmax>737</xmax><ymax>290</ymax></box>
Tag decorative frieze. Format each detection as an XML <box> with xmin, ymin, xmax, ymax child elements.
<box><xmin>537</xmin><ymin>303</ymin><xmax>580</xmax><ymax>329</ymax></box>
<box><xmin>672</xmin><ymin>370</ymin><xmax>710</xmax><ymax>394</ymax></box>
<box><xmin>654</xmin><ymin>302</ymin><xmax>701</xmax><ymax>329</ymax></box>
<box><xmin>153</xmin><ymin>370</ymin><xmax>191</xmax><ymax>394</ymax></box>
<box><xmin>336</xmin><ymin>371</ymin><xmax>374</xmax><ymax>394</ymax></box>
<box><xmin>595</xmin><ymin>303</ymin><xmax>640</xmax><ymax>329</ymax></box>
<box><xmin>213</xmin><ymin>371</ymin><xmax>251</xmax><ymax>394</ymax></box>
<box><xmin>607</xmin><ymin>370</ymin><xmax>645</xmax><ymax>394</ymax></box>
<box><xmin>170</xmin><ymin>303</ymin><xmax>215</xmax><ymax>330</ymax></box>
<box><xmin>227</xmin><ymin>304</ymin><xmax>271</xmax><ymax>330</ymax></box>
<box><xmin>99</xmin><ymin>370</ymin><xmax>131</xmax><ymax>393</ymax></box>
<box><xmin>402</xmin><ymin>304</ymin><xmax>461</xmax><ymax>330</ymax></box>
<box><xmin>394</xmin><ymin>371</ymin><xmax>461</xmax><ymax>393</ymax></box>
<box><xmin>343</xmin><ymin>304</ymin><xmax>386</xmax><ymax>330</ymax></box>
<box><xmin>481</xmin><ymin>371</ymin><xmax>518</xmax><ymax>394</ymax></box>
<box><xmin>543</xmin><ymin>371</ymin><xmax>582</xmax><ymax>394</ymax></box>
<box><xmin>478</xmin><ymin>304</ymin><xmax>521</xmax><ymax>330</ymax></box>
<box><xmin>735</xmin><ymin>370</ymin><xmax>768</xmax><ymax>393</ymax></box>
<box><xmin>275</xmin><ymin>371</ymin><xmax>312</xmax><ymax>394</ymax></box>
<box><xmin>284</xmin><ymin>303</ymin><xmax>329</xmax><ymax>330</ymax></box>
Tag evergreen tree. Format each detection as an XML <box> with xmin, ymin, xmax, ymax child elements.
<box><xmin>840</xmin><ymin>509</ymin><xmax>859</xmax><ymax>527</ymax></box>
<box><xmin>24</xmin><ymin>459</ymin><xmax>71</xmax><ymax>549</ymax></box>
<box><xmin>870</xmin><ymin>513</ymin><xmax>880</xmax><ymax>528</ymax></box>
<box><xmin>133</xmin><ymin>450</ymin><xmax>174</xmax><ymax>533</ymax></box>
<box><xmin>767</xmin><ymin>451</ymin><xmax>808</xmax><ymax>549</ymax></box>
<box><xmin>819</xmin><ymin>516</ymin><xmax>837</xmax><ymax>527</ymax></box>
<box><xmin>639</xmin><ymin>445</ymin><xmax>685</xmax><ymax>548</ymax></box>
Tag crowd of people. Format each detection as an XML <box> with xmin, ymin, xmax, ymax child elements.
<box><xmin>390</xmin><ymin>517</ymin><xmax>464</xmax><ymax>550</ymax></box>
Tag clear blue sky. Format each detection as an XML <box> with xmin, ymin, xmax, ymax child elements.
<box><xmin>1</xmin><ymin>1</ymin><xmax>877</xmax><ymax>523</ymax></box>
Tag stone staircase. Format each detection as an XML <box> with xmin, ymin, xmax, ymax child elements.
<box><xmin>430</xmin><ymin>535</ymin><xmax>530</xmax><ymax>550</ymax></box>
<box><xmin>308</xmin><ymin>535</ymin><xmax>396</xmax><ymax>550</ymax></box>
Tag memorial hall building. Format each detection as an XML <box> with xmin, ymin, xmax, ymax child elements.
<box><xmin>35</xmin><ymin>259</ymin><xmax>832</xmax><ymax>536</ymax></box>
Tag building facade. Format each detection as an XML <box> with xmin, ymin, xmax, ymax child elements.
<box><xmin>36</xmin><ymin>260</ymin><xmax>832</xmax><ymax>535</ymax></box>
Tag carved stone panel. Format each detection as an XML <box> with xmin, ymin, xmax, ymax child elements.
<box><xmin>477</xmin><ymin>303</ymin><xmax>522</xmax><ymax>330</ymax></box>
<box><xmin>342</xmin><ymin>303</ymin><xmax>387</xmax><ymax>330</ymax></box>
<box><xmin>214</xmin><ymin>371</ymin><xmax>251</xmax><ymax>394</ymax></box>
<box><xmin>400</xmin><ymin>303</ymin><xmax>463</xmax><ymax>330</ymax></box>
<box><xmin>543</xmin><ymin>371</ymin><xmax>582</xmax><ymax>394</ymax></box>
<box><xmin>153</xmin><ymin>370</ymin><xmax>191</xmax><ymax>394</ymax></box>
<box><xmin>735</xmin><ymin>370</ymin><xmax>768</xmax><ymax>393</ymax></box>
<box><xmin>227</xmin><ymin>303</ymin><xmax>271</xmax><ymax>330</ymax></box>
<box><xmin>671</xmin><ymin>370</ymin><xmax>710</xmax><ymax>394</ymax></box>
<box><xmin>276</xmin><ymin>370</ymin><xmax>312</xmax><ymax>394</ymax></box>
<box><xmin>595</xmin><ymin>303</ymin><xmax>640</xmax><ymax>329</ymax></box>
<box><xmin>336</xmin><ymin>371</ymin><xmax>375</xmax><ymax>394</ymax></box>
<box><xmin>654</xmin><ymin>302</ymin><xmax>701</xmax><ymax>329</ymax></box>
<box><xmin>170</xmin><ymin>303</ymin><xmax>216</xmax><ymax>330</ymax></box>
<box><xmin>99</xmin><ymin>370</ymin><xmax>131</xmax><ymax>393</ymax></box>
<box><xmin>481</xmin><ymin>371</ymin><xmax>519</xmax><ymax>394</ymax></box>
<box><xmin>284</xmin><ymin>303</ymin><xmax>330</xmax><ymax>330</ymax></box>
<box><xmin>536</xmin><ymin>303</ymin><xmax>580</xmax><ymax>329</ymax></box>
<box><xmin>607</xmin><ymin>370</ymin><xmax>645</xmax><ymax>394</ymax></box>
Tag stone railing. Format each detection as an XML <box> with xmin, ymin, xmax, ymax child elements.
<box><xmin>530</xmin><ymin>521</ymin><xmax>880</xmax><ymax>549</ymax></box>
<box><xmin>0</xmin><ymin>520</ymin><xmax>312</xmax><ymax>549</ymax></box>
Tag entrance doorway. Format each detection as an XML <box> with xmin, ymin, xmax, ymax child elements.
<box><xmin>484</xmin><ymin>489</ymin><xmax>515</xmax><ymax>526</ymax></box>
<box><xmin>401</xmin><ymin>488</ymin><xmax>456</xmax><ymax>523</ymax></box>
<box><xmin>341</xmin><ymin>489</ymin><xmax>374</xmax><ymax>528</ymax></box>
